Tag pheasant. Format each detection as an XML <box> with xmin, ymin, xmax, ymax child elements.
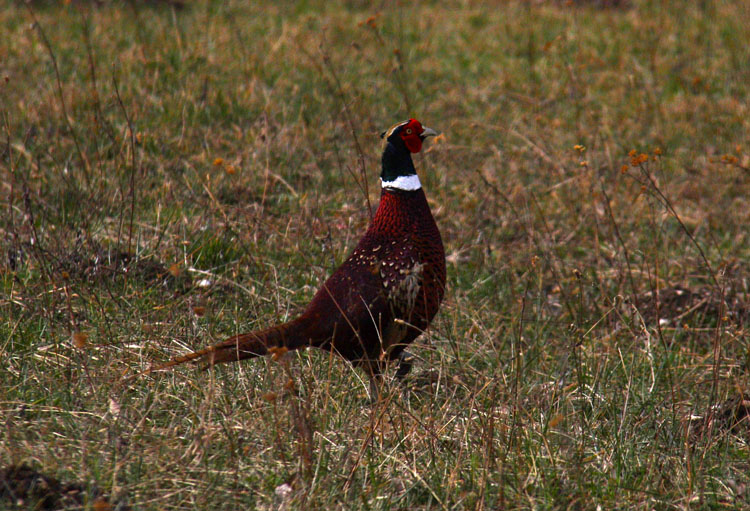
<box><xmin>148</xmin><ymin>119</ymin><xmax>445</xmax><ymax>396</ymax></box>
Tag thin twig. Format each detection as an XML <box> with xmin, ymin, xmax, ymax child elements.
<box><xmin>636</xmin><ymin>163</ymin><xmax>719</xmax><ymax>289</ymax></box>
<box><xmin>3</xmin><ymin>112</ymin><xmax>15</xmax><ymax>242</ymax></box>
<box><xmin>319</xmin><ymin>50</ymin><xmax>373</xmax><ymax>219</ymax></box>
<box><xmin>362</xmin><ymin>19</ymin><xmax>412</xmax><ymax>113</ymax></box>
<box><xmin>26</xmin><ymin>4</ymin><xmax>92</xmax><ymax>186</ymax></box>
<box><xmin>296</xmin><ymin>36</ymin><xmax>373</xmax><ymax>219</ymax></box>
<box><xmin>81</xmin><ymin>6</ymin><xmax>117</xmax><ymax>158</ymax></box>
<box><xmin>598</xmin><ymin>176</ymin><xmax>641</xmax><ymax>310</ymax></box>
<box><xmin>475</xmin><ymin>167</ymin><xmax>576</xmax><ymax>319</ymax></box>
<box><xmin>111</xmin><ymin>68</ymin><xmax>138</xmax><ymax>256</ymax></box>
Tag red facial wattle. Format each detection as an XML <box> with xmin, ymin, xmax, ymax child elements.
<box><xmin>399</xmin><ymin>119</ymin><xmax>425</xmax><ymax>153</ymax></box>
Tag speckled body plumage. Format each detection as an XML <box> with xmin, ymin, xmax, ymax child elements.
<box><xmin>303</xmin><ymin>185</ymin><xmax>446</xmax><ymax>376</ymax></box>
<box><xmin>156</xmin><ymin>119</ymin><xmax>445</xmax><ymax>390</ymax></box>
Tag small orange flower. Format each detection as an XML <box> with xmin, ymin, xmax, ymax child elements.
<box><xmin>620</xmin><ymin>165</ymin><xmax>629</xmax><ymax>173</ymax></box>
<box><xmin>653</xmin><ymin>147</ymin><xmax>662</xmax><ymax>155</ymax></box>
<box><xmin>574</xmin><ymin>144</ymin><xmax>586</xmax><ymax>153</ymax></box>
<box><xmin>213</xmin><ymin>157</ymin><xmax>224</xmax><ymax>166</ymax></box>
<box><xmin>359</xmin><ymin>13</ymin><xmax>380</xmax><ymax>28</ymax></box>
<box><xmin>631</xmin><ymin>152</ymin><xmax>648</xmax><ymax>166</ymax></box>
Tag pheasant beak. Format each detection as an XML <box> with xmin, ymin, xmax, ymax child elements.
<box><xmin>420</xmin><ymin>126</ymin><xmax>438</xmax><ymax>140</ymax></box>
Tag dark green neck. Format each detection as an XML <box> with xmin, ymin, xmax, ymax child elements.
<box><xmin>380</xmin><ymin>139</ymin><xmax>416</xmax><ymax>181</ymax></box>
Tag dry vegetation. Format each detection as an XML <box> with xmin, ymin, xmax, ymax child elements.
<box><xmin>1</xmin><ymin>0</ymin><xmax>749</xmax><ymax>509</ymax></box>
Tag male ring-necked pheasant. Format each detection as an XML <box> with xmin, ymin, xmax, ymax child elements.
<box><xmin>152</xmin><ymin>119</ymin><xmax>445</xmax><ymax>396</ymax></box>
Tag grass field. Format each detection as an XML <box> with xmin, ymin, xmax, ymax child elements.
<box><xmin>2</xmin><ymin>1</ymin><xmax>749</xmax><ymax>509</ymax></box>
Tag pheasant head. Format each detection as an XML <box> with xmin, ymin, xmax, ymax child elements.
<box><xmin>380</xmin><ymin>119</ymin><xmax>438</xmax><ymax>190</ymax></box>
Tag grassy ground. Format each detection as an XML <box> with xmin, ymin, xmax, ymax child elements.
<box><xmin>2</xmin><ymin>0</ymin><xmax>749</xmax><ymax>509</ymax></box>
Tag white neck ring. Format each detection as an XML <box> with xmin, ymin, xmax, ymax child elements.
<box><xmin>381</xmin><ymin>174</ymin><xmax>421</xmax><ymax>191</ymax></box>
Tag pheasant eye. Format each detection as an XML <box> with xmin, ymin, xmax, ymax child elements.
<box><xmin>405</xmin><ymin>128</ymin><xmax>413</xmax><ymax>135</ymax></box>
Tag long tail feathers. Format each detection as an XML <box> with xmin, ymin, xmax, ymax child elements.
<box><xmin>121</xmin><ymin>320</ymin><xmax>303</xmax><ymax>385</ymax></box>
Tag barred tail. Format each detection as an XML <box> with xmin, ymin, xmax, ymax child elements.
<box><xmin>193</xmin><ymin>321</ymin><xmax>299</xmax><ymax>366</ymax></box>
<box><xmin>122</xmin><ymin>319</ymin><xmax>306</xmax><ymax>384</ymax></box>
